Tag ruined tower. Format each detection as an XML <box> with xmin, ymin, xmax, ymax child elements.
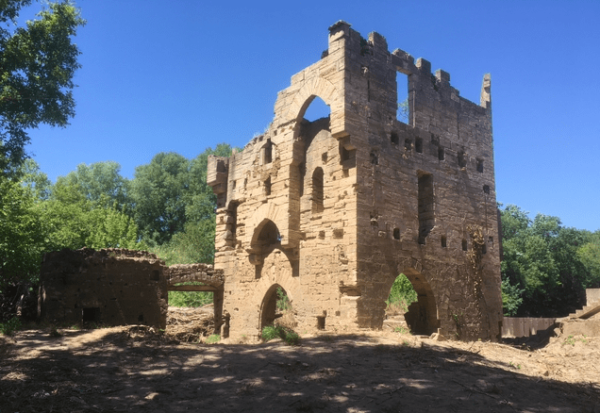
<box><xmin>208</xmin><ymin>22</ymin><xmax>502</xmax><ymax>340</ymax></box>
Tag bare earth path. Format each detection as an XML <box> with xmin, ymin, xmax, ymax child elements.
<box><xmin>1</xmin><ymin>326</ymin><xmax>599</xmax><ymax>413</ymax></box>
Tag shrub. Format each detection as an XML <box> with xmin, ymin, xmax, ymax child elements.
<box><xmin>284</xmin><ymin>331</ymin><xmax>300</xmax><ymax>346</ymax></box>
<box><xmin>0</xmin><ymin>317</ymin><xmax>21</xmax><ymax>336</ymax></box>
<box><xmin>206</xmin><ymin>334</ymin><xmax>220</xmax><ymax>344</ymax></box>
<box><xmin>262</xmin><ymin>325</ymin><xmax>284</xmax><ymax>341</ymax></box>
<box><xmin>262</xmin><ymin>325</ymin><xmax>300</xmax><ymax>345</ymax></box>
<box><xmin>386</xmin><ymin>274</ymin><xmax>417</xmax><ymax>313</ymax></box>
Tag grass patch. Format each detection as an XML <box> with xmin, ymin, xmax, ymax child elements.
<box><xmin>262</xmin><ymin>325</ymin><xmax>300</xmax><ymax>346</ymax></box>
<box><xmin>206</xmin><ymin>334</ymin><xmax>220</xmax><ymax>344</ymax></box>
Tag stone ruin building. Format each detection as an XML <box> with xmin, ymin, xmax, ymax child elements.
<box><xmin>38</xmin><ymin>248</ymin><xmax>224</xmax><ymax>330</ymax></box>
<box><xmin>208</xmin><ymin>21</ymin><xmax>503</xmax><ymax>341</ymax></box>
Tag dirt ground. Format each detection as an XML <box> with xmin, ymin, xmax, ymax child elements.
<box><xmin>1</xmin><ymin>310</ymin><xmax>600</xmax><ymax>413</ymax></box>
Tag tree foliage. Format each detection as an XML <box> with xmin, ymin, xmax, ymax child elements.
<box><xmin>132</xmin><ymin>144</ymin><xmax>233</xmax><ymax>246</ymax></box>
<box><xmin>0</xmin><ymin>0</ymin><xmax>85</xmax><ymax>175</ymax></box>
<box><xmin>500</xmin><ymin>204</ymin><xmax>600</xmax><ymax>317</ymax></box>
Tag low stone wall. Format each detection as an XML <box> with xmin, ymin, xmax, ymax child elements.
<box><xmin>39</xmin><ymin>249</ymin><xmax>168</xmax><ymax>329</ymax></box>
<box><xmin>502</xmin><ymin>317</ymin><xmax>556</xmax><ymax>338</ymax></box>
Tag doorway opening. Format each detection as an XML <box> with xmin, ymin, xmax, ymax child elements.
<box><xmin>260</xmin><ymin>284</ymin><xmax>295</xmax><ymax>330</ymax></box>
<box><xmin>385</xmin><ymin>269</ymin><xmax>439</xmax><ymax>335</ymax></box>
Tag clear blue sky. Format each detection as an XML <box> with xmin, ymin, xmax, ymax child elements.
<box><xmin>20</xmin><ymin>0</ymin><xmax>600</xmax><ymax>231</ymax></box>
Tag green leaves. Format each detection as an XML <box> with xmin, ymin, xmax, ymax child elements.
<box><xmin>0</xmin><ymin>0</ymin><xmax>85</xmax><ymax>176</ymax></box>
<box><xmin>500</xmin><ymin>205</ymin><xmax>600</xmax><ymax>317</ymax></box>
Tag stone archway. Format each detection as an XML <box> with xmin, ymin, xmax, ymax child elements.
<box><xmin>401</xmin><ymin>268</ymin><xmax>439</xmax><ymax>335</ymax></box>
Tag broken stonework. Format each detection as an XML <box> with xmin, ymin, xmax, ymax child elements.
<box><xmin>208</xmin><ymin>22</ymin><xmax>502</xmax><ymax>341</ymax></box>
<box><xmin>39</xmin><ymin>249</ymin><xmax>224</xmax><ymax>330</ymax></box>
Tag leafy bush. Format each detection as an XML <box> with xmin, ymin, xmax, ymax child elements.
<box><xmin>0</xmin><ymin>317</ymin><xmax>21</xmax><ymax>336</ymax></box>
<box><xmin>386</xmin><ymin>274</ymin><xmax>417</xmax><ymax>312</ymax></box>
<box><xmin>276</xmin><ymin>287</ymin><xmax>290</xmax><ymax>311</ymax></box>
<box><xmin>284</xmin><ymin>331</ymin><xmax>300</xmax><ymax>346</ymax></box>
<box><xmin>168</xmin><ymin>282</ymin><xmax>213</xmax><ymax>308</ymax></box>
<box><xmin>262</xmin><ymin>325</ymin><xmax>283</xmax><ymax>341</ymax></box>
<box><xmin>261</xmin><ymin>325</ymin><xmax>300</xmax><ymax>345</ymax></box>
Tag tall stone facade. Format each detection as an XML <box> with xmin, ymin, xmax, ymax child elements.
<box><xmin>208</xmin><ymin>22</ymin><xmax>502</xmax><ymax>341</ymax></box>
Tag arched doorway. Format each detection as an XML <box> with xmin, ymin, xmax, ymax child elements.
<box><xmin>259</xmin><ymin>284</ymin><xmax>295</xmax><ymax>329</ymax></box>
<box><xmin>386</xmin><ymin>269</ymin><xmax>439</xmax><ymax>335</ymax></box>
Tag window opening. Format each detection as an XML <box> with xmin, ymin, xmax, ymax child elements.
<box><xmin>317</xmin><ymin>315</ymin><xmax>326</xmax><ymax>330</ymax></box>
<box><xmin>438</xmin><ymin>147</ymin><xmax>445</xmax><ymax>161</ymax></box>
<box><xmin>391</xmin><ymin>132</ymin><xmax>399</xmax><ymax>145</ymax></box>
<box><xmin>441</xmin><ymin>235</ymin><xmax>447</xmax><ymax>248</ymax></box>
<box><xmin>483</xmin><ymin>185</ymin><xmax>490</xmax><ymax>194</ymax></box>
<box><xmin>415</xmin><ymin>137</ymin><xmax>423</xmax><ymax>153</ymax></box>
<box><xmin>404</xmin><ymin>139</ymin><xmax>412</xmax><ymax>151</ymax></box>
<box><xmin>230</xmin><ymin>202</ymin><xmax>238</xmax><ymax>245</ymax></box>
<box><xmin>263</xmin><ymin>139</ymin><xmax>273</xmax><ymax>164</ymax></box>
<box><xmin>462</xmin><ymin>239</ymin><xmax>468</xmax><ymax>251</ymax></box>
<box><xmin>303</xmin><ymin>96</ymin><xmax>330</xmax><ymax>121</ymax></box>
<box><xmin>393</xmin><ymin>228</ymin><xmax>400</xmax><ymax>240</ymax></box>
<box><xmin>312</xmin><ymin>167</ymin><xmax>324</xmax><ymax>213</ymax></box>
<box><xmin>477</xmin><ymin>159</ymin><xmax>484</xmax><ymax>173</ymax></box>
<box><xmin>396</xmin><ymin>72</ymin><xmax>410</xmax><ymax>123</ymax></box>
<box><xmin>264</xmin><ymin>177</ymin><xmax>271</xmax><ymax>196</ymax></box>
<box><xmin>370</xmin><ymin>150</ymin><xmax>378</xmax><ymax>165</ymax></box>
<box><xmin>482</xmin><ymin>243</ymin><xmax>487</xmax><ymax>254</ymax></box>
<box><xmin>418</xmin><ymin>172</ymin><xmax>434</xmax><ymax>244</ymax></box>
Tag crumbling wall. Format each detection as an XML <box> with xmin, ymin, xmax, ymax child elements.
<box><xmin>208</xmin><ymin>21</ymin><xmax>502</xmax><ymax>341</ymax></box>
<box><xmin>39</xmin><ymin>249</ymin><xmax>168</xmax><ymax>329</ymax></box>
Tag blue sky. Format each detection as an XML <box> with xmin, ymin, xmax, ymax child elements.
<box><xmin>20</xmin><ymin>0</ymin><xmax>600</xmax><ymax>231</ymax></box>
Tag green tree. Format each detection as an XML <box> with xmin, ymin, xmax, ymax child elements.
<box><xmin>500</xmin><ymin>204</ymin><xmax>597</xmax><ymax>317</ymax></box>
<box><xmin>55</xmin><ymin>161</ymin><xmax>131</xmax><ymax>210</ymax></box>
<box><xmin>0</xmin><ymin>0</ymin><xmax>85</xmax><ymax>175</ymax></box>
<box><xmin>132</xmin><ymin>144</ymin><xmax>233</xmax><ymax>246</ymax></box>
<box><xmin>0</xmin><ymin>177</ymin><xmax>44</xmax><ymax>288</ymax></box>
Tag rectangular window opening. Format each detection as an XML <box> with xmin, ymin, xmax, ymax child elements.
<box><xmin>415</xmin><ymin>137</ymin><xmax>423</xmax><ymax>153</ymax></box>
<box><xmin>438</xmin><ymin>147</ymin><xmax>445</xmax><ymax>161</ymax></box>
<box><xmin>264</xmin><ymin>177</ymin><xmax>271</xmax><ymax>196</ymax></box>
<box><xmin>418</xmin><ymin>172</ymin><xmax>434</xmax><ymax>244</ymax></box>
<box><xmin>393</xmin><ymin>228</ymin><xmax>400</xmax><ymax>240</ymax></box>
<box><xmin>477</xmin><ymin>159</ymin><xmax>484</xmax><ymax>173</ymax></box>
<box><xmin>462</xmin><ymin>239</ymin><xmax>468</xmax><ymax>251</ymax></box>
<box><xmin>396</xmin><ymin>72</ymin><xmax>410</xmax><ymax>124</ymax></box>
<box><xmin>404</xmin><ymin>139</ymin><xmax>412</xmax><ymax>151</ymax></box>
<box><xmin>441</xmin><ymin>235</ymin><xmax>447</xmax><ymax>248</ymax></box>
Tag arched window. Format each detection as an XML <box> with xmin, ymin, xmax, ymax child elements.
<box><xmin>263</xmin><ymin>139</ymin><xmax>273</xmax><ymax>164</ymax></box>
<box><xmin>312</xmin><ymin>167</ymin><xmax>324</xmax><ymax>213</ymax></box>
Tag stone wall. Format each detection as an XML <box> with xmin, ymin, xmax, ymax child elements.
<box><xmin>39</xmin><ymin>249</ymin><xmax>168</xmax><ymax>328</ymax></box>
<box><xmin>39</xmin><ymin>250</ymin><xmax>225</xmax><ymax>330</ymax></box>
<box><xmin>208</xmin><ymin>21</ymin><xmax>502</xmax><ymax>340</ymax></box>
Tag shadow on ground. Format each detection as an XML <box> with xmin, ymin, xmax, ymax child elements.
<box><xmin>1</xmin><ymin>328</ymin><xmax>598</xmax><ymax>413</ymax></box>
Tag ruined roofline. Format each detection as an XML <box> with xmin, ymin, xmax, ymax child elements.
<box><xmin>328</xmin><ymin>20</ymin><xmax>491</xmax><ymax>111</ymax></box>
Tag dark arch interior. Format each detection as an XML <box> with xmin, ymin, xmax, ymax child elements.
<box><xmin>260</xmin><ymin>284</ymin><xmax>293</xmax><ymax>329</ymax></box>
<box><xmin>255</xmin><ymin>220</ymin><xmax>280</xmax><ymax>249</ymax></box>
<box><xmin>387</xmin><ymin>269</ymin><xmax>439</xmax><ymax>335</ymax></box>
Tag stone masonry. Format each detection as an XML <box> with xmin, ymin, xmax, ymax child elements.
<box><xmin>208</xmin><ymin>22</ymin><xmax>502</xmax><ymax>341</ymax></box>
<box><xmin>39</xmin><ymin>249</ymin><xmax>224</xmax><ymax>330</ymax></box>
